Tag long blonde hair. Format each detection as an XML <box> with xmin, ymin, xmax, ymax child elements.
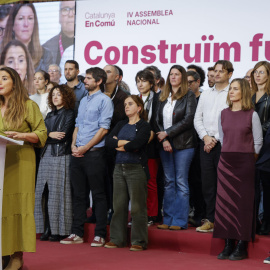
<box><xmin>0</xmin><ymin>67</ymin><xmax>29</xmax><ymax>129</ymax></box>
<box><xmin>227</xmin><ymin>78</ymin><xmax>253</xmax><ymax>111</ymax></box>
<box><xmin>159</xmin><ymin>65</ymin><xmax>188</xmax><ymax>102</ymax></box>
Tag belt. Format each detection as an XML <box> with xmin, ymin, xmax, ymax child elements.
<box><xmin>89</xmin><ymin>147</ymin><xmax>104</xmax><ymax>152</ymax></box>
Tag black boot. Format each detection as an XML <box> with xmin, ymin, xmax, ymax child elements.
<box><xmin>40</xmin><ymin>197</ymin><xmax>51</xmax><ymax>241</ymax></box>
<box><xmin>49</xmin><ymin>235</ymin><xmax>60</xmax><ymax>242</ymax></box>
<box><xmin>229</xmin><ymin>240</ymin><xmax>248</xmax><ymax>260</ymax></box>
<box><xmin>217</xmin><ymin>239</ymin><xmax>235</xmax><ymax>259</ymax></box>
<box><xmin>259</xmin><ymin>220</ymin><xmax>270</xmax><ymax>235</ymax></box>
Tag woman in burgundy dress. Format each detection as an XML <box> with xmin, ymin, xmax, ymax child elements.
<box><xmin>213</xmin><ymin>78</ymin><xmax>263</xmax><ymax>260</ymax></box>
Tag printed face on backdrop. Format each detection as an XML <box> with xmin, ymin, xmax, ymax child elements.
<box><xmin>229</xmin><ymin>81</ymin><xmax>242</xmax><ymax>103</ymax></box>
<box><xmin>13</xmin><ymin>6</ymin><xmax>35</xmax><ymax>46</ymax></box>
<box><xmin>4</xmin><ymin>45</ymin><xmax>27</xmax><ymax>82</ymax></box>
<box><xmin>214</xmin><ymin>64</ymin><xmax>232</xmax><ymax>84</ymax></box>
<box><xmin>59</xmin><ymin>1</ymin><xmax>75</xmax><ymax>38</ymax></box>
<box><xmin>169</xmin><ymin>68</ymin><xmax>182</xmax><ymax>88</ymax></box>
<box><xmin>254</xmin><ymin>65</ymin><xmax>268</xmax><ymax>87</ymax></box>
<box><xmin>0</xmin><ymin>15</ymin><xmax>9</xmax><ymax>43</ymax></box>
<box><xmin>0</xmin><ymin>70</ymin><xmax>13</xmax><ymax>99</ymax></box>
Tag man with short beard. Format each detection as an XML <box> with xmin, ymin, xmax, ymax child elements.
<box><xmin>60</xmin><ymin>67</ymin><xmax>113</xmax><ymax>247</ymax></box>
<box><xmin>64</xmin><ymin>60</ymin><xmax>87</xmax><ymax>116</ymax></box>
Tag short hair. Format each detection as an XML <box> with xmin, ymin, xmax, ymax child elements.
<box><xmin>187</xmin><ymin>71</ymin><xmax>201</xmax><ymax>81</ymax></box>
<box><xmin>65</xmin><ymin>60</ymin><xmax>79</xmax><ymax>70</ymax></box>
<box><xmin>145</xmin><ymin>65</ymin><xmax>162</xmax><ymax>80</ymax></box>
<box><xmin>85</xmin><ymin>67</ymin><xmax>107</xmax><ymax>91</ymax></box>
<box><xmin>208</xmin><ymin>66</ymin><xmax>214</xmax><ymax>71</ymax></box>
<box><xmin>35</xmin><ymin>70</ymin><xmax>50</xmax><ymax>85</ymax></box>
<box><xmin>125</xmin><ymin>95</ymin><xmax>147</xmax><ymax>121</ymax></box>
<box><xmin>0</xmin><ymin>4</ymin><xmax>12</xmax><ymax>20</ymax></box>
<box><xmin>135</xmin><ymin>69</ymin><xmax>155</xmax><ymax>92</ymax></box>
<box><xmin>227</xmin><ymin>78</ymin><xmax>253</xmax><ymax>111</ymax></box>
<box><xmin>187</xmin><ymin>64</ymin><xmax>205</xmax><ymax>87</ymax></box>
<box><xmin>105</xmin><ymin>65</ymin><xmax>119</xmax><ymax>75</ymax></box>
<box><xmin>114</xmin><ymin>65</ymin><xmax>123</xmax><ymax>77</ymax></box>
<box><xmin>160</xmin><ymin>65</ymin><xmax>188</xmax><ymax>102</ymax></box>
<box><xmin>251</xmin><ymin>61</ymin><xmax>270</xmax><ymax>95</ymax></box>
<box><xmin>48</xmin><ymin>84</ymin><xmax>76</xmax><ymax>110</ymax></box>
<box><xmin>213</xmin><ymin>60</ymin><xmax>234</xmax><ymax>74</ymax></box>
<box><xmin>48</xmin><ymin>64</ymin><xmax>61</xmax><ymax>73</ymax></box>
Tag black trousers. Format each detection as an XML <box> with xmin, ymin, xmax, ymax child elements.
<box><xmin>261</xmin><ymin>171</ymin><xmax>270</xmax><ymax>222</ymax></box>
<box><xmin>200</xmin><ymin>140</ymin><xmax>221</xmax><ymax>223</ymax></box>
<box><xmin>70</xmin><ymin>149</ymin><xmax>107</xmax><ymax>238</ymax></box>
<box><xmin>189</xmin><ymin>144</ymin><xmax>205</xmax><ymax>219</ymax></box>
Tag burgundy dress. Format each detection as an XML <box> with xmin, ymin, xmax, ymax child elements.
<box><xmin>213</xmin><ymin>108</ymin><xmax>255</xmax><ymax>241</ymax></box>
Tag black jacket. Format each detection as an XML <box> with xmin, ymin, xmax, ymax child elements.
<box><xmin>156</xmin><ymin>90</ymin><xmax>197</xmax><ymax>150</ymax></box>
<box><xmin>41</xmin><ymin>108</ymin><xmax>75</xmax><ymax>157</ymax></box>
<box><xmin>252</xmin><ymin>93</ymin><xmax>270</xmax><ymax>137</ymax></box>
<box><xmin>106</xmin><ymin>119</ymin><xmax>151</xmax><ymax>179</ymax></box>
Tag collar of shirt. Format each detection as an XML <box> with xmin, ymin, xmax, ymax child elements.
<box><xmin>211</xmin><ymin>84</ymin><xmax>229</xmax><ymax>93</ymax></box>
<box><xmin>87</xmin><ymin>89</ymin><xmax>102</xmax><ymax>100</ymax></box>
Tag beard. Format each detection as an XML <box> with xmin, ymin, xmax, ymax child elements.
<box><xmin>65</xmin><ymin>74</ymin><xmax>77</xmax><ymax>82</ymax></box>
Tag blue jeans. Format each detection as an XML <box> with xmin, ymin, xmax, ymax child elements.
<box><xmin>160</xmin><ymin>147</ymin><xmax>194</xmax><ymax>228</ymax></box>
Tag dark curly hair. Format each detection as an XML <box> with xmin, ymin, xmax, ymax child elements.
<box><xmin>48</xmin><ymin>84</ymin><xmax>76</xmax><ymax>110</ymax></box>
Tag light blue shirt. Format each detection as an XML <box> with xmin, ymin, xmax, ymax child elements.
<box><xmin>75</xmin><ymin>90</ymin><xmax>113</xmax><ymax>147</ymax></box>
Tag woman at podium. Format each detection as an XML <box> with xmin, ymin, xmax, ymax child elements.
<box><xmin>0</xmin><ymin>67</ymin><xmax>47</xmax><ymax>269</ymax></box>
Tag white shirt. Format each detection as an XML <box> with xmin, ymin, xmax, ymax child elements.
<box><xmin>30</xmin><ymin>92</ymin><xmax>51</xmax><ymax>119</ymax></box>
<box><xmin>194</xmin><ymin>85</ymin><xmax>229</xmax><ymax>141</ymax></box>
<box><xmin>163</xmin><ymin>93</ymin><xmax>177</xmax><ymax>130</ymax></box>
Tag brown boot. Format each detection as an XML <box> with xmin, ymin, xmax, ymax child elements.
<box><xmin>5</xmin><ymin>252</ymin><xmax>23</xmax><ymax>270</ymax></box>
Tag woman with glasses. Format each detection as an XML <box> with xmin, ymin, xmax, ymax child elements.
<box><xmin>2</xmin><ymin>3</ymin><xmax>53</xmax><ymax>72</ymax></box>
<box><xmin>251</xmin><ymin>61</ymin><xmax>270</xmax><ymax>236</ymax></box>
<box><xmin>156</xmin><ymin>65</ymin><xmax>197</xmax><ymax>231</ymax></box>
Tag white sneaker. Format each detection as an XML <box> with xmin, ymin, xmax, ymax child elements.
<box><xmin>91</xmin><ymin>236</ymin><xmax>105</xmax><ymax>247</ymax></box>
<box><xmin>60</xmin><ymin>234</ymin><xmax>83</xmax><ymax>244</ymax></box>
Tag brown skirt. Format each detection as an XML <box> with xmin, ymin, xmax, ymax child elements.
<box><xmin>213</xmin><ymin>152</ymin><xmax>255</xmax><ymax>241</ymax></box>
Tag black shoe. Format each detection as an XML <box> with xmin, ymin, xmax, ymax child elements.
<box><xmin>188</xmin><ymin>216</ymin><xmax>202</xmax><ymax>227</ymax></box>
<box><xmin>49</xmin><ymin>235</ymin><xmax>60</xmax><ymax>242</ymax></box>
<box><xmin>217</xmin><ymin>239</ymin><xmax>235</xmax><ymax>260</ymax></box>
<box><xmin>258</xmin><ymin>220</ymin><xmax>270</xmax><ymax>235</ymax></box>
<box><xmin>229</xmin><ymin>240</ymin><xmax>248</xmax><ymax>260</ymax></box>
<box><xmin>40</xmin><ymin>228</ymin><xmax>51</xmax><ymax>241</ymax></box>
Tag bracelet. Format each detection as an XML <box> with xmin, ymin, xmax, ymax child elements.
<box><xmin>161</xmin><ymin>138</ymin><xmax>168</xmax><ymax>143</ymax></box>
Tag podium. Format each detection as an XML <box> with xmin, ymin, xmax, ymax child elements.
<box><xmin>0</xmin><ymin>135</ymin><xmax>23</xmax><ymax>269</ymax></box>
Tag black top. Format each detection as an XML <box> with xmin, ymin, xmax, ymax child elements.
<box><xmin>252</xmin><ymin>93</ymin><xmax>270</xmax><ymax>137</ymax></box>
<box><xmin>156</xmin><ymin>90</ymin><xmax>197</xmax><ymax>150</ymax></box>
<box><xmin>106</xmin><ymin>118</ymin><xmax>151</xmax><ymax>179</ymax></box>
<box><xmin>115</xmin><ymin>123</ymin><xmax>140</xmax><ymax>164</ymax></box>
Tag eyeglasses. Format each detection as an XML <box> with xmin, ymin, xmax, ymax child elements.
<box><xmin>60</xmin><ymin>7</ymin><xmax>75</xmax><ymax>16</ymax></box>
<box><xmin>254</xmin><ymin>70</ymin><xmax>265</xmax><ymax>75</ymax></box>
<box><xmin>48</xmin><ymin>69</ymin><xmax>60</xmax><ymax>73</ymax></box>
<box><xmin>188</xmin><ymin>80</ymin><xmax>196</xmax><ymax>85</ymax></box>
<box><xmin>0</xmin><ymin>27</ymin><xmax>5</xmax><ymax>37</ymax></box>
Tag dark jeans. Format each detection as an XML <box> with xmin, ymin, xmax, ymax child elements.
<box><xmin>200</xmin><ymin>140</ymin><xmax>221</xmax><ymax>223</ymax></box>
<box><xmin>110</xmin><ymin>164</ymin><xmax>148</xmax><ymax>248</ymax></box>
<box><xmin>189</xmin><ymin>144</ymin><xmax>205</xmax><ymax>219</ymax></box>
<box><xmin>70</xmin><ymin>149</ymin><xmax>107</xmax><ymax>238</ymax></box>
